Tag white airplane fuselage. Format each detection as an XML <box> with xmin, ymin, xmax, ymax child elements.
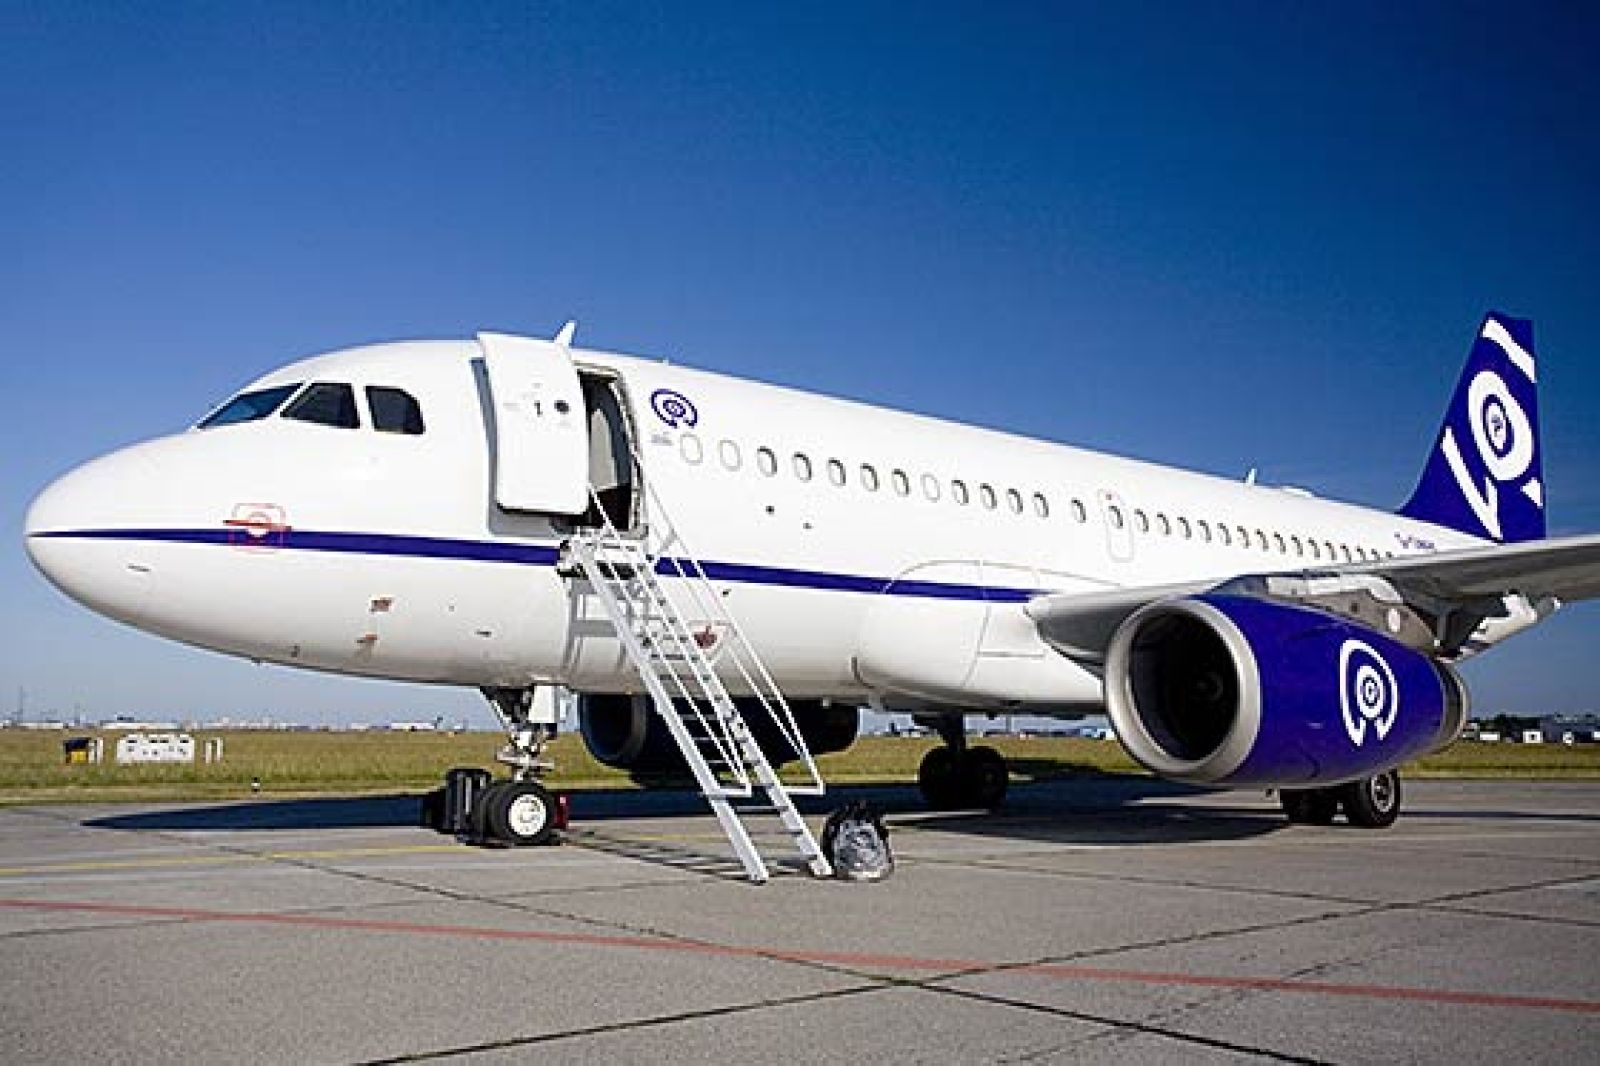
<box><xmin>25</xmin><ymin>334</ymin><xmax>1482</xmax><ymax>717</ymax></box>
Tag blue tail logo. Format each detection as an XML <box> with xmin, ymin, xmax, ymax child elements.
<box><xmin>1399</xmin><ymin>313</ymin><xmax>1544</xmax><ymax>543</ymax></box>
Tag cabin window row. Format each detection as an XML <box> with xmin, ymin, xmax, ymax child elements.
<box><xmin>1090</xmin><ymin>499</ymin><xmax>1392</xmax><ymax>563</ymax></box>
<box><xmin>677</xmin><ymin>432</ymin><xmax>1392</xmax><ymax>562</ymax></box>
<box><xmin>679</xmin><ymin>434</ymin><xmax>1050</xmax><ymax>518</ymax></box>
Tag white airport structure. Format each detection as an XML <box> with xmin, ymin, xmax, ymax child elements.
<box><xmin>113</xmin><ymin>732</ymin><xmax>196</xmax><ymax>765</ymax></box>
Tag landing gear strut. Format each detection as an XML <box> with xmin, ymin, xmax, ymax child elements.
<box><xmin>1279</xmin><ymin>768</ymin><xmax>1401</xmax><ymax>829</ymax></box>
<box><xmin>915</xmin><ymin>716</ymin><xmax>1008</xmax><ymax>810</ymax></box>
<box><xmin>484</xmin><ymin>686</ymin><xmax>555</xmax><ymax>781</ymax></box>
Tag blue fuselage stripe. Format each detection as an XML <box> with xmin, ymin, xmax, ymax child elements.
<box><xmin>30</xmin><ymin>528</ymin><xmax>1043</xmax><ymax>603</ymax></box>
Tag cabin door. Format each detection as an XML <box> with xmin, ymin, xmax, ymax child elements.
<box><xmin>479</xmin><ymin>332</ymin><xmax>589</xmax><ymax>514</ymax></box>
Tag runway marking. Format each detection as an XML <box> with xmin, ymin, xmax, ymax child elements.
<box><xmin>0</xmin><ymin>844</ymin><xmax>463</xmax><ymax>878</ymax></box>
<box><xmin>2</xmin><ymin>896</ymin><xmax>1596</xmax><ymax>1016</ymax></box>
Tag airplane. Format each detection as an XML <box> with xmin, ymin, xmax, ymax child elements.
<box><xmin>24</xmin><ymin>312</ymin><xmax>1600</xmax><ymax>869</ymax></box>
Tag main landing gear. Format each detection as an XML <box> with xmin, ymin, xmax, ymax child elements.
<box><xmin>1279</xmin><ymin>768</ymin><xmax>1402</xmax><ymax>829</ymax></box>
<box><xmin>422</xmin><ymin>687</ymin><xmax>567</xmax><ymax>847</ymax></box>
<box><xmin>915</xmin><ymin>716</ymin><xmax>1009</xmax><ymax>811</ymax></box>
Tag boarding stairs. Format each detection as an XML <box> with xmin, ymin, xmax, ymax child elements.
<box><xmin>559</xmin><ymin>485</ymin><xmax>832</xmax><ymax>883</ymax></box>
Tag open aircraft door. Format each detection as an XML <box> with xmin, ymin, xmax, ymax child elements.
<box><xmin>478</xmin><ymin>331</ymin><xmax>589</xmax><ymax>514</ymax></box>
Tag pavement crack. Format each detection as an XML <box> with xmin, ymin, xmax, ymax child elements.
<box><xmin>919</xmin><ymin>982</ymin><xmax>1332</xmax><ymax>1065</ymax></box>
<box><xmin>350</xmin><ymin>983</ymin><xmax>887</xmax><ymax>1063</ymax></box>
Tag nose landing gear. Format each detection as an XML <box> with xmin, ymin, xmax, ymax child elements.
<box><xmin>422</xmin><ymin>686</ymin><xmax>569</xmax><ymax>846</ymax></box>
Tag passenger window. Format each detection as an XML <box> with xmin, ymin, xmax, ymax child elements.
<box><xmin>366</xmin><ymin>386</ymin><xmax>424</xmax><ymax>435</ymax></box>
<box><xmin>1273</xmin><ymin>533</ymin><xmax>1286</xmax><ymax>553</ymax></box>
<box><xmin>199</xmin><ymin>383</ymin><xmax>302</xmax><ymax>428</ymax></box>
<box><xmin>1033</xmin><ymin>492</ymin><xmax>1049</xmax><ymax>518</ymax></box>
<box><xmin>1071</xmin><ymin>498</ymin><xmax>1087</xmax><ymax>523</ymax></box>
<box><xmin>1157</xmin><ymin>513</ymin><xmax>1171</xmax><ymax>536</ymax></box>
<box><xmin>1290</xmin><ymin>535</ymin><xmax>1303</xmax><ymax>557</ymax></box>
<box><xmin>1108</xmin><ymin>505</ymin><xmax>1125</xmax><ymax>529</ymax></box>
<box><xmin>1237</xmin><ymin>525</ymin><xmax>1251</xmax><ymax>548</ymax></box>
<box><xmin>1006</xmin><ymin>488</ymin><xmax>1023</xmax><ymax>514</ymax></box>
<box><xmin>1198</xmin><ymin>520</ymin><xmax>1212</xmax><ymax>543</ymax></box>
<box><xmin>1177</xmin><ymin>516</ymin><xmax>1191</xmax><ymax>540</ymax></box>
<box><xmin>283</xmin><ymin>383</ymin><xmax>359</xmax><ymax>429</ymax></box>
<box><xmin>1256</xmin><ymin>530</ymin><xmax>1269</xmax><ymax>551</ymax></box>
<box><xmin>953</xmin><ymin>480</ymin><xmax>970</xmax><ymax>505</ymax></box>
<box><xmin>980</xmin><ymin>484</ymin><xmax>997</xmax><ymax>509</ymax></box>
<box><xmin>1218</xmin><ymin>524</ymin><xmax>1231</xmax><ymax>547</ymax></box>
<box><xmin>1308</xmin><ymin>540</ymin><xmax>1321</xmax><ymax>560</ymax></box>
<box><xmin>1134</xmin><ymin>509</ymin><xmax>1149</xmax><ymax>533</ymax></box>
<box><xmin>827</xmin><ymin>459</ymin><xmax>846</xmax><ymax>486</ymax></box>
<box><xmin>860</xmin><ymin>464</ymin><xmax>880</xmax><ymax>491</ymax></box>
<box><xmin>719</xmin><ymin>439</ymin><xmax>742</xmax><ymax>471</ymax></box>
<box><xmin>922</xmin><ymin>474</ymin><xmax>942</xmax><ymax>502</ymax></box>
<box><xmin>793</xmin><ymin>453</ymin><xmax>813</xmax><ymax>481</ymax></box>
<box><xmin>892</xmin><ymin>469</ymin><xmax>911</xmax><ymax>496</ymax></box>
<box><xmin>681</xmin><ymin>433</ymin><xmax>704</xmax><ymax>464</ymax></box>
<box><xmin>756</xmin><ymin>447</ymin><xmax>778</xmax><ymax>476</ymax></box>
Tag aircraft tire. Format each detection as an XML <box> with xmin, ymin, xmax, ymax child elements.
<box><xmin>482</xmin><ymin>780</ymin><xmax>557</xmax><ymax>846</ymax></box>
<box><xmin>1279</xmin><ymin>788</ymin><xmax>1339</xmax><ymax>825</ymax></box>
<box><xmin>917</xmin><ymin>747</ymin><xmax>963</xmax><ymax>810</ymax></box>
<box><xmin>1339</xmin><ymin>770</ymin><xmax>1402</xmax><ymax>829</ymax></box>
<box><xmin>964</xmin><ymin>746</ymin><xmax>1009</xmax><ymax>809</ymax></box>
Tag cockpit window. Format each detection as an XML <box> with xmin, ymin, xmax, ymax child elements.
<box><xmin>197</xmin><ymin>384</ymin><xmax>302</xmax><ymax>429</ymax></box>
<box><xmin>282</xmin><ymin>383</ymin><xmax>359</xmax><ymax>429</ymax></box>
<box><xmin>366</xmin><ymin>386</ymin><xmax>425</xmax><ymax>435</ymax></box>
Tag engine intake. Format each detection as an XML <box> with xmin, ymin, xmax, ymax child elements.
<box><xmin>1105</xmin><ymin>594</ymin><xmax>1466</xmax><ymax>787</ymax></box>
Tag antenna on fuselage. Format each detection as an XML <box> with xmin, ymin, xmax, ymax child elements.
<box><xmin>554</xmin><ymin>320</ymin><xmax>578</xmax><ymax>347</ymax></box>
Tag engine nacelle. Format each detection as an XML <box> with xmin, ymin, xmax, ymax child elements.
<box><xmin>577</xmin><ymin>694</ymin><xmax>859</xmax><ymax>772</ymax></box>
<box><xmin>1105</xmin><ymin>594</ymin><xmax>1467</xmax><ymax>787</ymax></box>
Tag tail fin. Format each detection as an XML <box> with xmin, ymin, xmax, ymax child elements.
<box><xmin>1399</xmin><ymin>313</ymin><xmax>1544</xmax><ymax>543</ymax></box>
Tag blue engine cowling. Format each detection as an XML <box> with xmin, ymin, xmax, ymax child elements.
<box><xmin>1104</xmin><ymin>594</ymin><xmax>1467</xmax><ymax>787</ymax></box>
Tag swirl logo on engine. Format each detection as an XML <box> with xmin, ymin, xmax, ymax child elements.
<box><xmin>649</xmin><ymin>388</ymin><xmax>698</xmax><ymax>429</ymax></box>
<box><xmin>1338</xmin><ymin>639</ymin><xmax>1399</xmax><ymax>747</ymax></box>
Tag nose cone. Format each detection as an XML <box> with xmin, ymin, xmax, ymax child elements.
<box><xmin>26</xmin><ymin>453</ymin><xmax>156</xmax><ymax>625</ymax></box>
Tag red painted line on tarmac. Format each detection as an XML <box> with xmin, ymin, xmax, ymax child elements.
<box><xmin>1020</xmin><ymin>963</ymin><xmax>1600</xmax><ymax>1014</ymax></box>
<box><xmin>4</xmin><ymin>897</ymin><xmax>1596</xmax><ymax>1016</ymax></box>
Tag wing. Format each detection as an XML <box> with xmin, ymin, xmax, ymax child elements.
<box><xmin>1363</xmin><ymin>531</ymin><xmax>1600</xmax><ymax>603</ymax></box>
<box><xmin>1027</xmin><ymin>532</ymin><xmax>1600</xmax><ymax>663</ymax></box>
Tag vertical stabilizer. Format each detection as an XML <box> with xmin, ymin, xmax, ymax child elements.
<box><xmin>1399</xmin><ymin>313</ymin><xmax>1544</xmax><ymax>543</ymax></box>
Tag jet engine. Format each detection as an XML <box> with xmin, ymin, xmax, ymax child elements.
<box><xmin>577</xmin><ymin>694</ymin><xmax>859</xmax><ymax>772</ymax></box>
<box><xmin>1104</xmin><ymin>594</ymin><xmax>1467</xmax><ymax>787</ymax></box>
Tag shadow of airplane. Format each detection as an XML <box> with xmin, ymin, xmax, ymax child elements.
<box><xmin>83</xmin><ymin>761</ymin><xmax>1594</xmax><ymax>838</ymax></box>
<box><xmin>82</xmin><ymin>773</ymin><xmax>1276</xmax><ymax>846</ymax></box>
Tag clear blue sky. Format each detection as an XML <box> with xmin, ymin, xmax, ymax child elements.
<box><xmin>3</xmin><ymin>2</ymin><xmax>1596</xmax><ymax>726</ymax></box>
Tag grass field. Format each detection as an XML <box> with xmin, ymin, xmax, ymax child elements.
<box><xmin>2</xmin><ymin>728</ymin><xmax>1597</xmax><ymax>805</ymax></box>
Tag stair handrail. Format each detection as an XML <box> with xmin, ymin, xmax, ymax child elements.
<box><xmin>633</xmin><ymin>473</ymin><xmax>827</xmax><ymax>795</ymax></box>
